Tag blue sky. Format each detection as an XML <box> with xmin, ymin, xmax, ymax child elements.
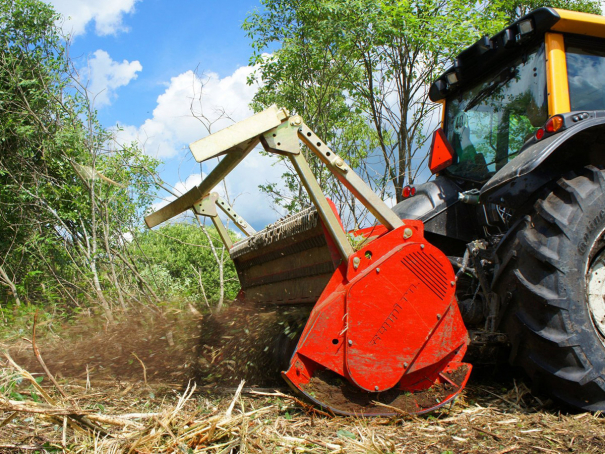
<box><xmin>48</xmin><ymin>0</ymin><xmax>287</xmax><ymax>230</ymax></box>
<box><xmin>66</xmin><ymin>0</ymin><xmax>261</xmax><ymax>126</ymax></box>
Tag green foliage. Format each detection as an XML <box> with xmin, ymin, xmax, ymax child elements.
<box><xmin>132</xmin><ymin>223</ymin><xmax>239</xmax><ymax>304</ymax></box>
<box><xmin>245</xmin><ymin>0</ymin><xmax>379</xmax><ymax>219</ymax></box>
<box><xmin>336</xmin><ymin>429</ymin><xmax>357</xmax><ymax>440</ymax></box>
<box><xmin>0</xmin><ymin>0</ymin><xmax>242</xmax><ymax>319</ymax></box>
<box><xmin>499</xmin><ymin>0</ymin><xmax>601</xmax><ymax>20</ymax></box>
<box><xmin>0</xmin><ymin>371</ymin><xmax>43</xmax><ymax>403</ymax></box>
<box><xmin>0</xmin><ymin>0</ymin><xmax>161</xmax><ymax>314</ymax></box>
<box><xmin>245</xmin><ymin>0</ymin><xmax>508</xmax><ymax>213</ymax></box>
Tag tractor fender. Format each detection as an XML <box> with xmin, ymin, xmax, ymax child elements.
<box><xmin>480</xmin><ymin>113</ymin><xmax>605</xmax><ymax>207</ymax></box>
<box><xmin>391</xmin><ymin>177</ymin><xmax>480</xmax><ymax>243</ymax></box>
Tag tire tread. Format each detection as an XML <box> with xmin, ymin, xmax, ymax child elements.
<box><xmin>499</xmin><ymin>166</ymin><xmax>605</xmax><ymax>410</ymax></box>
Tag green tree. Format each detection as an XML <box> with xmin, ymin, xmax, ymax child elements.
<box><xmin>133</xmin><ymin>224</ymin><xmax>239</xmax><ymax>306</ymax></box>
<box><xmin>245</xmin><ymin>0</ymin><xmax>506</xmax><ymax>211</ymax></box>
<box><xmin>244</xmin><ymin>2</ymin><xmax>379</xmax><ymax>226</ymax></box>
<box><xmin>0</xmin><ymin>0</ymin><xmax>161</xmax><ymax>317</ymax></box>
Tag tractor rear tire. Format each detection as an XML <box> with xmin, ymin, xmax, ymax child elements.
<box><xmin>499</xmin><ymin>165</ymin><xmax>605</xmax><ymax>411</ymax></box>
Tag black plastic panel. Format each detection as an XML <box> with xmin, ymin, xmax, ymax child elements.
<box><xmin>429</xmin><ymin>8</ymin><xmax>561</xmax><ymax>102</ymax></box>
<box><xmin>480</xmin><ymin>112</ymin><xmax>605</xmax><ymax>205</ymax></box>
<box><xmin>392</xmin><ymin>177</ymin><xmax>481</xmax><ymax>242</ymax></box>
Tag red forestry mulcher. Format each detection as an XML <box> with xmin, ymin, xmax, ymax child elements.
<box><xmin>146</xmin><ymin>8</ymin><xmax>605</xmax><ymax>415</ymax></box>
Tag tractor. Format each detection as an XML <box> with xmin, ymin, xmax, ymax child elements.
<box><xmin>146</xmin><ymin>8</ymin><xmax>605</xmax><ymax>414</ymax></box>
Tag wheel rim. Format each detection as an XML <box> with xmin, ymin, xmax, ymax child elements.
<box><xmin>587</xmin><ymin>248</ymin><xmax>605</xmax><ymax>344</ymax></box>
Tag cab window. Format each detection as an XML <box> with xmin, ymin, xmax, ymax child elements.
<box><xmin>444</xmin><ymin>45</ymin><xmax>547</xmax><ymax>182</ymax></box>
<box><xmin>566</xmin><ymin>39</ymin><xmax>605</xmax><ymax>111</ymax></box>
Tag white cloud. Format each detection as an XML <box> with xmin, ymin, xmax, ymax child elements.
<box><xmin>126</xmin><ymin>64</ymin><xmax>288</xmax><ymax>229</ymax></box>
<box><xmin>152</xmin><ymin>154</ymin><xmax>288</xmax><ymax>231</ymax></box>
<box><xmin>84</xmin><ymin>50</ymin><xmax>142</xmax><ymax>108</ymax></box>
<box><xmin>115</xmin><ymin>66</ymin><xmax>259</xmax><ymax>158</ymax></box>
<box><xmin>173</xmin><ymin>174</ymin><xmax>204</xmax><ymax>198</ymax></box>
<box><xmin>49</xmin><ymin>0</ymin><xmax>138</xmax><ymax>37</ymax></box>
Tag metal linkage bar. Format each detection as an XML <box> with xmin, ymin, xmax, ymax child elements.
<box><xmin>145</xmin><ymin>148</ymin><xmax>253</xmax><ymax>228</ymax></box>
<box><xmin>190</xmin><ymin>106</ymin><xmax>288</xmax><ymax>162</ymax></box>
<box><xmin>297</xmin><ymin>123</ymin><xmax>404</xmax><ymax>231</ymax></box>
<box><xmin>144</xmin><ymin>106</ymin><xmax>402</xmax><ymax>264</ymax></box>
<box><xmin>259</xmin><ymin>117</ymin><xmax>353</xmax><ymax>260</ymax></box>
<box><xmin>215</xmin><ymin>196</ymin><xmax>256</xmax><ymax>236</ymax></box>
<box><xmin>259</xmin><ymin>116</ymin><xmax>403</xmax><ymax>232</ymax></box>
<box><xmin>289</xmin><ymin>152</ymin><xmax>354</xmax><ymax>260</ymax></box>
<box><xmin>193</xmin><ymin>192</ymin><xmax>256</xmax><ymax>251</ymax></box>
<box><xmin>144</xmin><ymin>105</ymin><xmax>288</xmax><ymax>229</ymax></box>
<box><xmin>193</xmin><ymin>193</ymin><xmax>233</xmax><ymax>249</ymax></box>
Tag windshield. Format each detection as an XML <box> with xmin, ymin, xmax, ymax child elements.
<box><xmin>444</xmin><ymin>44</ymin><xmax>547</xmax><ymax>181</ymax></box>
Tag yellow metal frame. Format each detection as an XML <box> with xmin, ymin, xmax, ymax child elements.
<box><xmin>433</xmin><ymin>9</ymin><xmax>605</xmax><ymax>119</ymax></box>
<box><xmin>145</xmin><ymin>106</ymin><xmax>404</xmax><ymax>261</ymax></box>
<box><xmin>545</xmin><ymin>32</ymin><xmax>571</xmax><ymax>116</ymax></box>
<box><xmin>552</xmin><ymin>9</ymin><xmax>605</xmax><ymax>39</ymax></box>
<box><xmin>438</xmin><ymin>99</ymin><xmax>446</xmax><ymax>129</ymax></box>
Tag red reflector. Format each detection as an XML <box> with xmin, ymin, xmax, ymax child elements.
<box><xmin>545</xmin><ymin>115</ymin><xmax>563</xmax><ymax>133</ymax></box>
<box><xmin>429</xmin><ymin>128</ymin><xmax>455</xmax><ymax>174</ymax></box>
<box><xmin>411</xmin><ymin>187</ymin><xmax>416</xmax><ymax>196</ymax></box>
<box><xmin>535</xmin><ymin>128</ymin><xmax>545</xmax><ymax>140</ymax></box>
<box><xmin>403</xmin><ymin>186</ymin><xmax>411</xmax><ymax>198</ymax></box>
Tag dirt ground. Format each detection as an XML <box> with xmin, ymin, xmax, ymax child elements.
<box><xmin>2</xmin><ymin>304</ymin><xmax>605</xmax><ymax>453</ymax></box>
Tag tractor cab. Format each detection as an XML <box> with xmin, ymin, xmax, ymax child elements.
<box><xmin>393</xmin><ymin>8</ymin><xmax>605</xmax><ymax>248</ymax></box>
<box><xmin>429</xmin><ymin>8</ymin><xmax>605</xmax><ymax>184</ymax></box>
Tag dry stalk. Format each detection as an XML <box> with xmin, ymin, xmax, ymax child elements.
<box><xmin>30</xmin><ymin>317</ymin><xmax>111</xmax><ymax>437</ymax></box>
<box><xmin>31</xmin><ymin>311</ymin><xmax>68</xmax><ymax>398</ymax></box>
<box><xmin>6</xmin><ymin>349</ymin><xmax>111</xmax><ymax>438</ymax></box>
<box><xmin>86</xmin><ymin>363</ymin><xmax>91</xmax><ymax>391</ymax></box>
<box><xmin>0</xmin><ymin>412</ymin><xmax>17</xmax><ymax>428</ymax></box>
<box><xmin>1</xmin><ymin>399</ymin><xmax>90</xmax><ymax>415</ymax></box>
<box><xmin>120</xmin><ymin>412</ymin><xmax>161</xmax><ymax>419</ymax></box>
<box><xmin>86</xmin><ymin>413</ymin><xmax>145</xmax><ymax>429</ymax></box>
<box><xmin>479</xmin><ymin>386</ymin><xmax>526</xmax><ymax>411</ymax></box>
<box><xmin>0</xmin><ymin>444</ymin><xmax>46</xmax><ymax>451</ymax></box>
<box><xmin>62</xmin><ymin>416</ymin><xmax>67</xmax><ymax>448</ymax></box>
<box><xmin>470</xmin><ymin>424</ymin><xmax>505</xmax><ymax>440</ymax></box>
<box><xmin>223</xmin><ymin>379</ymin><xmax>245</xmax><ymax>421</ymax></box>
<box><xmin>249</xmin><ymin>389</ymin><xmax>333</xmax><ymax>418</ymax></box>
<box><xmin>371</xmin><ymin>401</ymin><xmax>424</xmax><ymax>422</ymax></box>
<box><xmin>4</xmin><ymin>353</ymin><xmax>55</xmax><ymax>404</ymax></box>
<box><xmin>131</xmin><ymin>352</ymin><xmax>147</xmax><ymax>386</ymax></box>
<box><xmin>494</xmin><ymin>445</ymin><xmax>521</xmax><ymax>454</ymax></box>
<box><xmin>2</xmin><ymin>348</ymin><xmax>605</xmax><ymax>454</ymax></box>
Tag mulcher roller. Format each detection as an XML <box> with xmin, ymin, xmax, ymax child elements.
<box><xmin>145</xmin><ymin>106</ymin><xmax>472</xmax><ymax>416</ymax></box>
<box><xmin>230</xmin><ymin>206</ymin><xmax>335</xmax><ymax>305</ymax></box>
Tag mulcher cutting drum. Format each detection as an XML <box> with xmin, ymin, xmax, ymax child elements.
<box><xmin>231</xmin><ymin>207</ymin><xmax>335</xmax><ymax>305</ymax></box>
<box><xmin>145</xmin><ymin>106</ymin><xmax>471</xmax><ymax>415</ymax></box>
<box><xmin>231</xmin><ymin>204</ymin><xmax>471</xmax><ymax>415</ymax></box>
